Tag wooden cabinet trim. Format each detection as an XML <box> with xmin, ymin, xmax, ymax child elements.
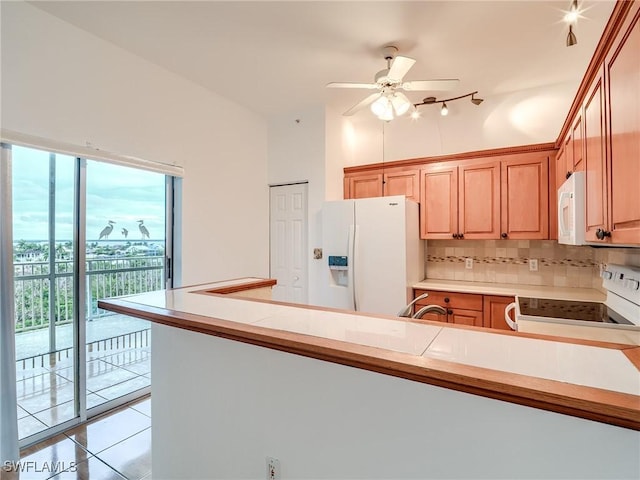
<box><xmin>343</xmin><ymin>143</ymin><xmax>556</xmax><ymax>176</ymax></box>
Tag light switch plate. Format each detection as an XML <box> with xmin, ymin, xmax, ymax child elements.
<box><xmin>465</xmin><ymin>258</ymin><xmax>473</xmax><ymax>270</ymax></box>
<box><xmin>529</xmin><ymin>259</ymin><xmax>538</xmax><ymax>272</ymax></box>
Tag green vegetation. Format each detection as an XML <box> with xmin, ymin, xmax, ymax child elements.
<box><xmin>13</xmin><ymin>240</ymin><xmax>165</xmax><ymax>332</ymax></box>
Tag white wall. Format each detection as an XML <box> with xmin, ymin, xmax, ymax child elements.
<box><xmin>0</xmin><ymin>1</ymin><xmax>269</xmax><ymax>285</ymax></box>
<box><xmin>267</xmin><ymin>107</ymin><xmax>326</xmax><ymax>304</ymax></box>
<box><xmin>333</xmin><ymin>82</ymin><xmax>576</xmax><ymax>169</ymax></box>
<box><xmin>153</xmin><ymin>323</ymin><xmax>640</xmax><ymax>479</ymax></box>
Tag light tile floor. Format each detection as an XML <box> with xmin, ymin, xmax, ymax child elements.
<box><xmin>16</xmin><ymin>316</ymin><xmax>151</xmax><ymax>441</ymax></box>
<box><xmin>5</xmin><ymin>396</ymin><xmax>152</xmax><ymax>480</ymax></box>
<box><xmin>17</xmin><ymin>348</ymin><xmax>150</xmax><ymax>441</ymax></box>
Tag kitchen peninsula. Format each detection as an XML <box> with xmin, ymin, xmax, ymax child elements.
<box><xmin>99</xmin><ymin>278</ymin><xmax>640</xmax><ymax>479</ymax></box>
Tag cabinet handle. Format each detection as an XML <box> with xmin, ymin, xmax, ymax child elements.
<box><xmin>501</xmin><ymin>233</ymin><xmax>508</xmax><ymax>239</ymax></box>
<box><xmin>447</xmin><ymin>309</ymin><xmax>453</xmax><ymax>315</ymax></box>
<box><xmin>565</xmin><ymin>171</ymin><xmax>572</xmax><ymax>180</ymax></box>
<box><xmin>459</xmin><ymin>233</ymin><xmax>464</xmax><ymax>239</ymax></box>
<box><xmin>452</xmin><ymin>233</ymin><xmax>458</xmax><ymax>239</ymax></box>
<box><xmin>595</xmin><ymin>228</ymin><xmax>611</xmax><ymax>240</ymax></box>
<box><xmin>444</xmin><ymin>297</ymin><xmax>450</xmax><ymax>303</ymax></box>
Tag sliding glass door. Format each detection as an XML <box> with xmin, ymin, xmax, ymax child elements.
<box><xmin>84</xmin><ymin>160</ymin><xmax>166</xmax><ymax>408</ymax></box>
<box><xmin>10</xmin><ymin>144</ymin><xmax>171</xmax><ymax>445</ymax></box>
<box><xmin>12</xmin><ymin>146</ymin><xmax>79</xmax><ymax>440</ymax></box>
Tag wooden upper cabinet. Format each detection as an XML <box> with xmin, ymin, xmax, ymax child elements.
<box><xmin>583</xmin><ymin>68</ymin><xmax>609</xmax><ymax>243</ymax></box>
<box><xmin>555</xmin><ymin>141</ymin><xmax>568</xmax><ymax>191</ymax></box>
<box><xmin>572</xmin><ymin>115</ymin><xmax>584</xmax><ymax>172</ymax></box>
<box><xmin>458</xmin><ymin>161</ymin><xmax>501</xmax><ymax>239</ymax></box>
<box><xmin>500</xmin><ymin>155</ymin><xmax>549</xmax><ymax>239</ymax></box>
<box><xmin>383</xmin><ymin>167</ymin><xmax>420</xmax><ymax>202</ymax></box>
<box><xmin>420</xmin><ymin>164</ymin><xmax>458</xmax><ymax>239</ymax></box>
<box><xmin>564</xmin><ymin>131</ymin><xmax>574</xmax><ymax>178</ymax></box>
<box><xmin>606</xmin><ymin>4</ymin><xmax>640</xmax><ymax>244</ymax></box>
<box><xmin>344</xmin><ymin>168</ymin><xmax>420</xmax><ymax>201</ymax></box>
<box><xmin>345</xmin><ymin>172</ymin><xmax>383</xmax><ymax>199</ymax></box>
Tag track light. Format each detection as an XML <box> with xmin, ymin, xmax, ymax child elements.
<box><xmin>565</xmin><ymin>0</ymin><xmax>579</xmax><ymax>46</ymax></box>
<box><xmin>564</xmin><ymin>0</ymin><xmax>579</xmax><ymax>23</ymax></box>
<box><xmin>413</xmin><ymin>91</ymin><xmax>483</xmax><ymax>117</ymax></box>
<box><xmin>471</xmin><ymin>93</ymin><xmax>484</xmax><ymax>105</ymax></box>
<box><xmin>567</xmin><ymin>25</ymin><xmax>577</xmax><ymax>46</ymax></box>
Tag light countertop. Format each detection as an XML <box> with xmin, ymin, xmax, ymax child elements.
<box><xmin>99</xmin><ymin>278</ymin><xmax>640</xmax><ymax>430</ymax></box>
<box><xmin>413</xmin><ymin>278</ymin><xmax>607</xmax><ymax>301</ymax></box>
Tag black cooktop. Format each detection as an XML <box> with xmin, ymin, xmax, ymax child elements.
<box><xmin>518</xmin><ymin>297</ymin><xmax>634</xmax><ymax>325</ymax></box>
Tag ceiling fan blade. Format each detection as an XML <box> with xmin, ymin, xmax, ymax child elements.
<box><xmin>343</xmin><ymin>92</ymin><xmax>381</xmax><ymax>116</ymax></box>
<box><xmin>387</xmin><ymin>55</ymin><xmax>416</xmax><ymax>81</ymax></box>
<box><xmin>326</xmin><ymin>82</ymin><xmax>379</xmax><ymax>89</ymax></box>
<box><xmin>400</xmin><ymin>79</ymin><xmax>460</xmax><ymax>91</ymax></box>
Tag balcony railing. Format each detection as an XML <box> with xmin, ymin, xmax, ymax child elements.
<box><xmin>14</xmin><ymin>255</ymin><xmax>165</xmax><ymax>334</ymax></box>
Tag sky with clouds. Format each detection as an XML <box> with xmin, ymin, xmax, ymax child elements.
<box><xmin>11</xmin><ymin>145</ymin><xmax>166</xmax><ymax>242</ymax></box>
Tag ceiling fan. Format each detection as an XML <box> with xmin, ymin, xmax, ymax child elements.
<box><xmin>327</xmin><ymin>46</ymin><xmax>459</xmax><ymax>120</ymax></box>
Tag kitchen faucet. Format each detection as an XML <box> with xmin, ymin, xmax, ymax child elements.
<box><xmin>398</xmin><ymin>292</ymin><xmax>430</xmax><ymax>317</ymax></box>
<box><xmin>412</xmin><ymin>304</ymin><xmax>447</xmax><ymax>319</ymax></box>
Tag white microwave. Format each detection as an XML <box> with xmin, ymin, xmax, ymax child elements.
<box><xmin>557</xmin><ymin>171</ymin><xmax>585</xmax><ymax>245</ymax></box>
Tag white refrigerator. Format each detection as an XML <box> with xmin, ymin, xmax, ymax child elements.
<box><xmin>319</xmin><ymin>195</ymin><xmax>424</xmax><ymax>316</ymax></box>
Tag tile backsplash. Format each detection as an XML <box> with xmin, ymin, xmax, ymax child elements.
<box><xmin>426</xmin><ymin>240</ymin><xmax>640</xmax><ymax>291</ymax></box>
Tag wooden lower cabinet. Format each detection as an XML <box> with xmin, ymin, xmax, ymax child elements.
<box><xmin>483</xmin><ymin>295</ymin><xmax>516</xmax><ymax>330</ymax></box>
<box><xmin>413</xmin><ymin>290</ymin><xmax>516</xmax><ymax>330</ymax></box>
<box><xmin>413</xmin><ymin>290</ymin><xmax>483</xmax><ymax>327</ymax></box>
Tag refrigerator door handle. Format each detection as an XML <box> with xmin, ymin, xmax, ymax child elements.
<box><xmin>352</xmin><ymin>224</ymin><xmax>361</xmax><ymax>311</ymax></box>
<box><xmin>347</xmin><ymin>224</ymin><xmax>356</xmax><ymax>311</ymax></box>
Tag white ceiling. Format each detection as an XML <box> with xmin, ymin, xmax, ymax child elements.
<box><xmin>30</xmin><ymin>1</ymin><xmax>616</xmax><ymax>119</ymax></box>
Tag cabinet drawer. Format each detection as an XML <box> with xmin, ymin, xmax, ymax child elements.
<box><xmin>414</xmin><ymin>290</ymin><xmax>483</xmax><ymax>311</ymax></box>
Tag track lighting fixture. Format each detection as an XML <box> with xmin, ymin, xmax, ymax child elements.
<box><xmin>565</xmin><ymin>0</ymin><xmax>579</xmax><ymax>47</ymax></box>
<box><xmin>566</xmin><ymin>25</ymin><xmax>578</xmax><ymax>46</ymax></box>
<box><xmin>413</xmin><ymin>91</ymin><xmax>483</xmax><ymax>116</ymax></box>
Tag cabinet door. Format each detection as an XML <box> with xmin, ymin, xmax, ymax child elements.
<box><xmin>583</xmin><ymin>69</ymin><xmax>609</xmax><ymax>243</ymax></box>
<box><xmin>500</xmin><ymin>156</ymin><xmax>549</xmax><ymax>239</ymax></box>
<box><xmin>384</xmin><ymin>168</ymin><xmax>420</xmax><ymax>202</ymax></box>
<box><xmin>555</xmin><ymin>145</ymin><xmax>568</xmax><ymax>193</ymax></box>
<box><xmin>572</xmin><ymin>116</ymin><xmax>584</xmax><ymax>172</ymax></box>
<box><xmin>458</xmin><ymin>161</ymin><xmax>501</xmax><ymax>239</ymax></box>
<box><xmin>606</xmin><ymin>6</ymin><xmax>640</xmax><ymax>244</ymax></box>
<box><xmin>420</xmin><ymin>164</ymin><xmax>458</xmax><ymax>239</ymax></box>
<box><xmin>483</xmin><ymin>295</ymin><xmax>515</xmax><ymax>330</ymax></box>
<box><xmin>346</xmin><ymin>173</ymin><xmax>383</xmax><ymax>199</ymax></box>
<box><xmin>565</xmin><ymin>132</ymin><xmax>574</xmax><ymax>178</ymax></box>
<box><xmin>448</xmin><ymin>309</ymin><xmax>483</xmax><ymax>327</ymax></box>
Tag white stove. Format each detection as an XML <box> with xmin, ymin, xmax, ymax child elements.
<box><xmin>508</xmin><ymin>264</ymin><xmax>640</xmax><ymax>345</ymax></box>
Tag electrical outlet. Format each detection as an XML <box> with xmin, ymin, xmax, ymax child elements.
<box><xmin>465</xmin><ymin>258</ymin><xmax>473</xmax><ymax>270</ymax></box>
<box><xmin>266</xmin><ymin>457</ymin><xmax>280</xmax><ymax>480</ymax></box>
<box><xmin>529</xmin><ymin>259</ymin><xmax>538</xmax><ymax>272</ymax></box>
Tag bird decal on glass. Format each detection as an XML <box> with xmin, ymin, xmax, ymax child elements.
<box><xmin>121</xmin><ymin>228</ymin><xmax>129</xmax><ymax>238</ymax></box>
<box><xmin>138</xmin><ymin>220</ymin><xmax>150</xmax><ymax>239</ymax></box>
<box><xmin>99</xmin><ymin>220</ymin><xmax>115</xmax><ymax>239</ymax></box>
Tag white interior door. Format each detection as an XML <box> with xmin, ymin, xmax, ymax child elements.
<box><xmin>270</xmin><ymin>183</ymin><xmax>308</xmax><ymax>304</ymax></box>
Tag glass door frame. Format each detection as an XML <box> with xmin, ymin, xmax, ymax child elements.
<box><xmin>10</xmin><ymin>147</ymin><xmax>172</xmax><ymax>449</ymax></box>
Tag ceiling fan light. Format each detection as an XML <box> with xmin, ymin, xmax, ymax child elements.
<box><xmin>440</xmin><ymin>102</ymin><xmax>449</xmax><ymax>116</ymax></box>
<box><xmin>378</xmin><ymin>103</ymin><xmax>394</xmax><ymax>121</ymax></box>
<box><xmin>471</xmin><ymin>95</ymin><xmax>484</xmax><ymax>105</ymax></box>
<box><xmin>370</xmin><ymin>96</ymin><xmax>390</xmax><ymax>117</ymax></box>
<box><xmin>390</xmin><ymin>94</ymin><xmax>411</xmax><ymax>116</ymax></box>
<box><xmin>410</xmin><ymin>106</ymin><xmax>421</xmax><ymax>120</ymax></box>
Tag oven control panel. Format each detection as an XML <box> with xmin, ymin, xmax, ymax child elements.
<box><xmin>602</xmin><ymin>264</ymin><xmax>640</xmax><ymax>303</ymax></box>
